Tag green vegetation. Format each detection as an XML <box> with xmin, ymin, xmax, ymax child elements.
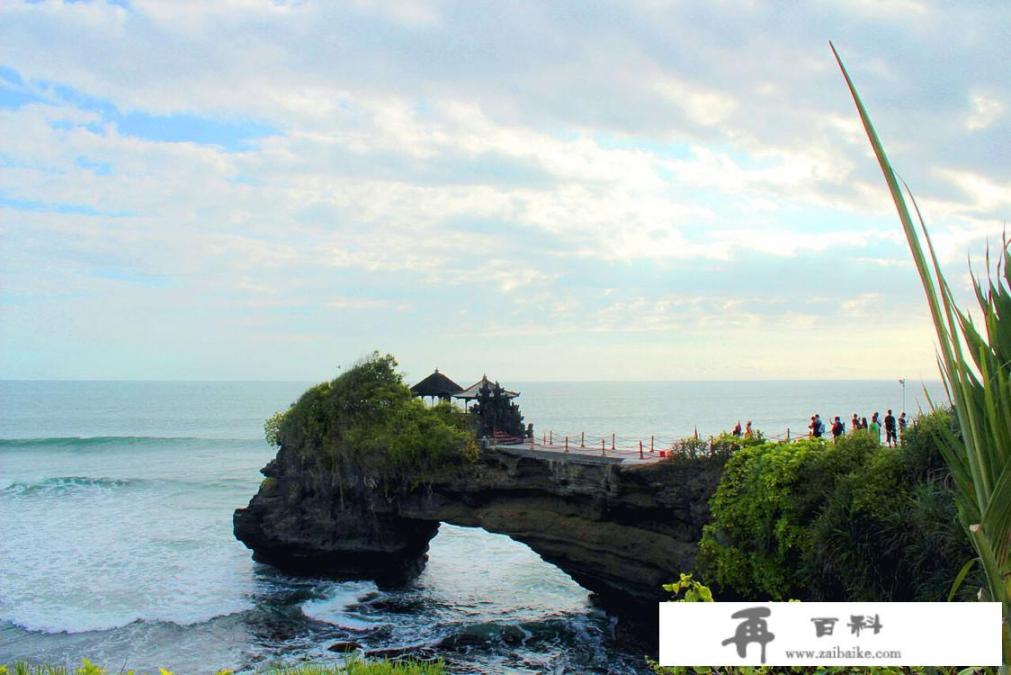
<box><xmin>264</xmin><ymin>352</ymin><xmax>477</xmax><ymax>477</ymax></box>
<box><xmin>0</xmin><ymin>657</ymin><xmax>444</xmax><ymax>675</ymax></box>
<box><xmin>833</xmin><ymin>44</ymin><xmax>1011</xmax><ymax>666</ymax></box>
<box><xmin>697</xmin><ymin>412</ymin><xmax>977</xmax><ymax>602</ymax></box>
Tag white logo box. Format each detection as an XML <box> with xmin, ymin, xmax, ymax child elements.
<box><xmin>659</xmin><ymin>602</ymin><xmax>1003</xmax><ymax>666</ymax></box>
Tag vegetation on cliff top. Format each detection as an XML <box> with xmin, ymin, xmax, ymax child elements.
<box><xmin>265</xmin><ymin>352</ymin><xmax>477</xmax><ymax>476</ymax></box>
<box><xmin>697</xmin><ymin>411</ymin><xmax>977</xmax><ymax>602</ymax></box>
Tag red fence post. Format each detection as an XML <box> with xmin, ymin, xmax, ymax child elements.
<box><xmin>580</xmin><ymin>431</ymin><xmax>585</xmax><ymax>448</ymax></box>
<box><xmin>549</xmin><ymin>430</ymin><xmax>553</xmax><ymax>446</ymax></box>
<box><xmin>650</xmin><ymin>435</ymin><xmax>654</xmax><ymax>453</ymax></box>
<box><xmin>639</xmin><ymin>440</ymin><xmax>643</xmax><ymax>459</ymax></box>
<box><xmin>601</xmin><ymin>438</ymin><xmax>605</xmax><ymax>455</ymax></box>
<box><xmin>565</xmin><ymin>435</ymin><xmax>569</xmax><ymax>452</ymax></box>
<box><xmin>611</xmin><ymin>433</ymin><xmax>615</xmax><ymax>450</ymax></box>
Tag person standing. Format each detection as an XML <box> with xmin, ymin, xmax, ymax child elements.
<box><xmin>732</xmin><ymin>421</ymin><xmax>742</xmax><ymax>437</ymax></box>
<box><xmin>744</xmin><ymin>420</ymin><xmax>754</xmax><ymax>439</ymax></box>
<box><xmin>831</xmin><ymin>416</ymin><xmax>844</xmax><ymax>440</ymax></box>
<box><xmin>898</xmin><ymin>412</ymin><xmax>908</xmax><ymax>444</ymax></box>
<box><xmin>850</xmin><ymin>413</ymin><xmax>860</xmax><ymax>433</ymax></box>
<box><xmin>870</xmin><ymin>412</ymin><xmax>882</xmax><ymax>445</ymax></box>
<box><xmin>884</xmin><ymin>409</ymin><xmax>897</xmax><ymax>447</ymax></box>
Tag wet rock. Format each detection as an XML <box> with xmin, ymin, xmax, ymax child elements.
<box><xmin>364</xmin><ymin>644</ymin><xmax>436</xmax><ymax>660</ymax></box>
<box><xmin>234</xmin><ymin>443</ymin><xmax>724</xmax><ymax>622</ymax></box>
<box><xmin>326</xmin><ymin>640</ymin><xmax>362</xmax><ymax>652</ymax></box>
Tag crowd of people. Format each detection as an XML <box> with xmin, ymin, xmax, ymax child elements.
<box><xmin>808</xmin><ymin>410</ymin><xmax>907</xmax><ymax>446</ymax></box>
<box><xmin>731</xmin><ymin>410</ymin><xmax>909</xmax><ymax>447</ymax></box>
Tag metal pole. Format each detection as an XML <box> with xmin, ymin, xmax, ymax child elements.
<box><xmin>611</xmin><ymin>433</ymin><xmax>615</xmax><ymax>450</ymax></box>
<box><xmin>565</xmin><ymin>435</ymin><xmax>569</xmax><ymax>452</ymax></box>
<box><xmin>639</xmin><ymin>440</ymin><xmax>643</xmax><ymax>459</ymax></box>
<box><xmin>549</xmin><ymin>430</ymin><xmax>553</xmax><ymax>446</ymax></box>
<box><xmin>650</xmin><ymin>435</ymin><xmax>654</xmax><ymax>452</ymax></box>
<box><xmin>601</xmin><ymin>438</ymin><xmax>605</xmax><ymax>455</ymax></box>
<box><xmin>580</xmin><ymin>431</ymin><xmax>585</xmax><ymax>448</ymax></box>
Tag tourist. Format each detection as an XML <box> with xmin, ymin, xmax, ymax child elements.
<box><xmin>831</xmin><ymin>416</ymin><xmax>844</xmax><ymax>440</ymax></box>
<box><xmin>744</xmin><ymin>420</ymin><xmax>753</xmax><ymax>439</ymax></box>
<box><xmin>732</xmin><ymin>421</ymin><xmax>742</xmax><ymax>437</ymax></box>
<box><xmin>850</xmin><ymin>413</ymin><xmax>860</xmax><ymax>433</ymax></box>
<box><xmin>869</xmin><ymin>412</ymin><xmax>881</xmax><ymax>444</ymax></box>
<box><xmin>813</xmin><ymin>414</ymin><xmax>825</xmax><ymax>439</ymax></box>
<box><xmin>898</xmin><ymin>412</ymin><xmax>907</xmax><ymax>443</ymax></box>
<box><xmin>860</xmin><ymin>416</ymin><xmax>868</xmax><ymax>430</ymax></box>
<box><xmin>884</xmin><ymin>409</ymin><xmax>897</xmax><ymax>447</ymax></box>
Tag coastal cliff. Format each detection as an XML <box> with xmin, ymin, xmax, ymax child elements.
<box><xmin>234</xmin><ymin>440</ymin><xmax>723</xmax><ymax>614</ymax></box>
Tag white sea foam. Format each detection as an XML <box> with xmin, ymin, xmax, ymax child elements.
<box><xmin>300</xmin><ymin>581</ymin><xmax>389</xmax><ymax>632</ymax></box>
<box><xmin>0</xmin><ymin>439</ymin><xmax>257</xmax><ymax>635</ymax></box>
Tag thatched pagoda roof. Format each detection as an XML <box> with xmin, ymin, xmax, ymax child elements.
<box><xmin>410</xmin><ymin>369</ymin><xmax>463</xmax><ymax>398</ymax></box>
<box><xmin>453</xmin><ymin>375</ymin><xmax>519</xmax><ymax>400</ymax></box>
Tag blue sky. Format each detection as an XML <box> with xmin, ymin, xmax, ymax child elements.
<box><xmin>1</xmin><ymin>0</ymin><xmax>1008</xmax><ymax>382</ymax></box>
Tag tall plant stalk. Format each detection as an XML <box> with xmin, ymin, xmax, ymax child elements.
<box><xmin>831</xmin><ymin>42</ymin><xmax>1011</xmax><ymax>668</ymax></box>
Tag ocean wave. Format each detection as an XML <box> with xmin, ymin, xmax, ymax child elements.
<box><xmin>5</xmin><ymin>604</ymin><xmax>253</xmax><ymax>636</ymax></box>
<box><xmin>1</xmin><ymin>474</ymin><xmax>255</xmax><ymax>496</ymax></box>
<box><xmin>2</xmin><ymin>475</ymin><xmax>146</xmax><ymax>496</ymax></box>
<box><xmin>0</xmin><ymin>436</ymin><xmax>261</xmax><ymax>451</ymax></box>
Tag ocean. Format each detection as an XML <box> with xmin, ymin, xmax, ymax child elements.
<box><xmin>0</xmin><ymin>379</ymin><xmax>945</xmax><ymax>673</ymax></box>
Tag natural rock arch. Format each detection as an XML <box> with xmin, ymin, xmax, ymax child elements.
<box><xmin>234</xmin><ymin>443</ymin><xmax>723</xmax><ymax>618</ymax></box>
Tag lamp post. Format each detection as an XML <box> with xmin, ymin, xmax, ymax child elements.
<box><xmin>898</xmin><ymin>378</ymin><xmax>906</xmax><ymax>413</ymax></box>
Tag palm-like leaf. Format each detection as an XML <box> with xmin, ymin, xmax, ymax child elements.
<box><xmin>831</xmin><ymin>42</ymin><xmax>1011</xmax><ymax>667</ymax></box>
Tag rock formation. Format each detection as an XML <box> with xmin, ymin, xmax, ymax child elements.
<box><xmin>234</xmin><ymin>443</ymin><xmax>723</xmax><ymax>618</ymax></box>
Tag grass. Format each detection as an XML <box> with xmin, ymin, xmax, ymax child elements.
<box><xmin>832</xmin><ymin>41</ymin><xmax>1011</xmax><ymax>669</ymax></box>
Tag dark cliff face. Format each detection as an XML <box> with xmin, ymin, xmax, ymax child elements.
<box><xmin>234</xmin><ymin>444</ymin><xmax>723</xmax><ymax>616</ymax></box>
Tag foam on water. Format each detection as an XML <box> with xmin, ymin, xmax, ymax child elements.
<box><xmin>0</xmin><ymin>379</ymin><xmax>945</xmax><ymax>673</ymax></box>
<box><xmin>0</xmin><ymin>437</ymin><xmax>262</xmax><ymax>635</ymax></box>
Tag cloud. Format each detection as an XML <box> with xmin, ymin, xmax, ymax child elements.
<box><xmin>0</xmin><ymin>0</ymin><xmax>1007</xmax><ymax>379</ymax></box>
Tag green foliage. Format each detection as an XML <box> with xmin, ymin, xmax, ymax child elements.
<box><xmin>268</xmin><ymin>656</ymin><xmax>444</xmax><ymax>674</ymax></box>
<box><xmin>263</xmin><ymin>352</ymin><xmax>475</xmax><ymax>479</ymax></box>
<box><xmin>698</xmin><ymin>434</ymin><xmax>875</xmax><ymax>599</ymax></box>
<box><xmin>265</xmin><ymin>410</ymin><xmax>285</xmax><ymax>447</ymax></box>
<box><xmin>662</xmin><ymin>573</ymin><xmax>714</xmax><ymax>603</ymax></box>
<box><xmin>834</xmin><ymin>44</ymin><xmax>1010</xmax><ymax>665</ymax></box>
<box><xmin>698</xmin><ymin>415</ymin><xmax>975</xmax><ymax>602</ymax></box>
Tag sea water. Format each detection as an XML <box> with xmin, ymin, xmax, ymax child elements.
<box><xmin>0</xmin><ymin>379</ymin><xmax>944</xmax><ymax>673</ymax></box>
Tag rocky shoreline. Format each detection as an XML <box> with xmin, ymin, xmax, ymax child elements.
<box><xmin>234</xmin><ymin>441</ymin><xmax>724</xmax><ymax>619</ymax></box>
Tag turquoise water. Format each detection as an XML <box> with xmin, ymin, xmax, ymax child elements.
<box><xmin>0</xmin><ymin>380</ymin><xmax>944</xmax><ymax>673</ymax></box>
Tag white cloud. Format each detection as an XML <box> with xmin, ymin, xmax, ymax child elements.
<box><xmin>0</xmin><ymin>0</ymin><xmax>1007</xmax><ymax>379</ymax></box>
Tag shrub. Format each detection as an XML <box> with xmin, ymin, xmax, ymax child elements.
<box><xmin>264</xmin><ymin>352</ymin><xmax>475</xmax><ymax>478</ymax></box>
<box><xmin>697</xmin><ymin>411</ymin><xmax>976</xmax><ymax>602</ymax></box>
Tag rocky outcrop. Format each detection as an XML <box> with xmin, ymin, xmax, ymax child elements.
<box><xmin>234</xmin><ymin>443</ymin><xmax>723</xmax><ymax>617</ymax></box>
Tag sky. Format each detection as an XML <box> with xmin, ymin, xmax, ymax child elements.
<box><xmin>1</xmin><ymin>0</ymin><xmax>1008</xmax><ymax>383</ymax></box>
